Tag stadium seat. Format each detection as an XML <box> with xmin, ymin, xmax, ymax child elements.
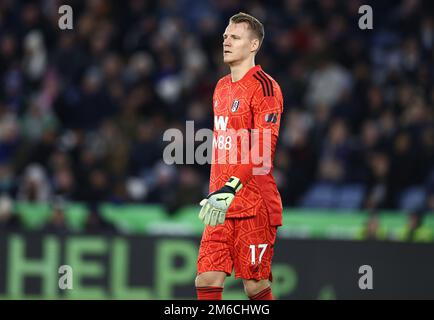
<box><xmin>300</xmin><ymin>183</ymin><xmax>365</xmax><ymax>210</ymax></box>
<box><xmin>335</xmin><ymin>184</ymin><xmax>365</xmax><ymax>210</ymax></box>
<box><xmin>300</xmin><ymin>183</ymin><xmax>337</xmax><ymax>209</ymax></box>
<box><xmin>398</xmin><ymin>187</ymin><xmax>426</xmax><ymax>212</ymax></box>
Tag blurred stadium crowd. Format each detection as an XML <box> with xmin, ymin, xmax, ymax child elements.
<box><xmin>0</xmin><ymin>0</ymin><xmax>434</xmax><ymax>232</ymax></box>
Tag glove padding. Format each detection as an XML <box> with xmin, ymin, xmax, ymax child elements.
<box><xmin>199</xmin><ymin>176</ymin><xmax>243</xmax><ymax>227</ymax></box>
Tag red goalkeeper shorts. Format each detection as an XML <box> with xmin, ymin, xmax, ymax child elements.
<box><xmin>197</xmin><ymin>207</ymin><xmax>277</xmax><ymax>281</ymax></box>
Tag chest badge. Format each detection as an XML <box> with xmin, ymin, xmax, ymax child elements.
<box><xmin>231</xmin><ymin>100</ymin><xmax>240</xmax><ymax>112</ymax></box>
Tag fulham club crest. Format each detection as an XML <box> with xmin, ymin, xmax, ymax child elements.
<box><xmin>231</xmin><ymin>100</ymin><xmax>240</xmax><ymax>112</ymax></box>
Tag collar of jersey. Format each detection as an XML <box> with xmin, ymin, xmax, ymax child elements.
<box><xmin>230</xmin><ymin>65</ymin><xmax>262</xmax><ymax>84</ymax></box>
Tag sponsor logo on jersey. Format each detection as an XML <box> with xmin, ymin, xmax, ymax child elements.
<box><xmin>214</xmin><ymin>116</ymin><xmax>228</xmax><ymax>131</ymax></box>
<box><xmin>265</xmin><ymin>113</ymin><xmax>278</xmax><ymax>123</ymax></box>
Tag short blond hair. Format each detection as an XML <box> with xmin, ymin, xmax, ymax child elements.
<box><xmin>229</xmin><ymin>12</ymin><xmax>264</xmax><ymax>49</ymax></box>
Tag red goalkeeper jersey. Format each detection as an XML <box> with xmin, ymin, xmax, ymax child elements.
<box><xmin>209</xmin><ymin>65</ymin><xmax>283</xmax><ymax>226</ymax></box>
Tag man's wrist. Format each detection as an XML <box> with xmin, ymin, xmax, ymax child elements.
<box><xmin>225</xmin><ymin>176</ymin><xmax>243</xmax><ymax>193</ymax></box>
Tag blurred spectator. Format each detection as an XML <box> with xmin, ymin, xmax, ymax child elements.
<box><xmin>166</xmin><ymin>166</ymin><xmax>203</xmax><ymax>214</ymax></box>
<box><xmin>42</xmin><ymin>197</ymin><xmax>69</xmax><ymax>234</ymax></box>
<box><xmin>425</xmin><ymin>169</ymin><xmax>434</xmax><ymax>213</ymax></box>
<box><xmin>0</xmin><ymin>194</ymin><xmax>20</xmax><ymax>231</ymax></box>
<box><xmin>0</xmin><ymin>104</ymin><xmax>20</xmax><ymax>164</ymax></box>
<box><xmin>281</xmin><ymin>109</ymin><xmax>317</xmax><ymax>205</ymax></box>
<box><xmin>305</xmin><ymin>55</ymin><xmax>353</xmax><ymax>109</ymax></box>
<box><xmin>129</xmin><ymin>122</ymin><xmax>162</xmax><ymax>176</ymax></box>
<box><xmin>318</xmin><ymin>119</ymin><xmax>353</xmax><ymax>183</ymax></box>
<box><xmin>146</xmin><ymin>161</ymin><xmax>178</xmax><ymax>206</ymax></box>
<box><xmin>364</xmin><ymin>152</ymin><xmax>393</xmax><ymax>210</ymax></box>
<box><xmin>0</xmin><ymin>164</ymin><xmax>14</xmax><ymax>194</ymax></box>
<box><xmin>403</xmin><ymin>209</ymin><xmax>426</xmax><ymax>242</ymax></box>
<box><xmin>20</xmin><ymin>100</ymin><xmax>59</xmax><ymax>142</ymax></box>
<box><xmin>17</xmin><ymin>164</ymin><xmax>51</xmax><ymax>202</ymax></box>
<box><xmin>362</xmin><ymin>213</ymin><xmax>381</xmax><ymax>241</ymax></box>
<box><xmin>52</xmin><ymin>165</ymin><xmax>77</xmax><ymax>201</ymax></box>
<box><xmin>85</xmin><ymin>203</ymin><xmax>116</xmax><ymax>233</ymax></box>
<box><xmin>22</xmin><ymin>30</ymin><xmax>47</xmax><ymax>84</ymax></box>
<box><xmin>389</xmin><ymin>131</ymin><xmax>419</xmax><ymax>198</ymax></box>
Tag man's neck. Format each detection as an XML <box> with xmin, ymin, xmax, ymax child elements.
<box><xmin>230</xmin><ymin>58</ymin><xmax>255</xmax><ymax>82</ymax></box>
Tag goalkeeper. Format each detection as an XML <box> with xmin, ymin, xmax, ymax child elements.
<box><xmin>195</xmin><ymin>12</ymin><xmax>283</xmax><ymax>300</ymax></box>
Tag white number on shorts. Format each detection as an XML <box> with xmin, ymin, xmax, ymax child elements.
<box><xmin>249</xmin><ymin>244</ymin><xmax>268</xmax><ymax>265</ymax></box>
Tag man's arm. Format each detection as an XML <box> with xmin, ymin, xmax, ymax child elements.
<box><xmin>199</xmin><ymin>83</ymin><xmax>283</xmax><ymax>226</ymax></box>
<box><xmin>229</xmin><ymin>81</ymin><xmax>283</xmax><ymax>184</ymax></box>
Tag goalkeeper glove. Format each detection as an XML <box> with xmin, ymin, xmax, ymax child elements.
<box><xmin>198</xmin><ymin>176</ymin><xmax>243</xmax><ymax>227</ymax></box>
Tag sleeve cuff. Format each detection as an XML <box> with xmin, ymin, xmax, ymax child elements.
<box><xmin>225</xmin><ymin>176</ymin><xmax>243</xmax><ymax>193</ymax></box>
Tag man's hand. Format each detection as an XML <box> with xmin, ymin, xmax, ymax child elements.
<box><xmin>199</xmin><ymin>176</ymin><xmax>243</xmax><ymax>227</ymax></box>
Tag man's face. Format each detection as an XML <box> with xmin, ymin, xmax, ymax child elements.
<box><xmin>223</xmin><ymin>22</ymin><xmax>258</xmax><ymax>65</ymax></box>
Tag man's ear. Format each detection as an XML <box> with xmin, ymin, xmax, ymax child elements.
<box><xmin>251</xmin><ymin>38</ymin><xmax>260</xmax><ymax>52</ymax></box>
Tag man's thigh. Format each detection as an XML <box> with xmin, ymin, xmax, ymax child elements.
<box><xmin>197</xmin><ymin>219</ymin><xmax>235</xmax><ymax>276</ymax></box>
<box><xmin>232</xmin><ymin>210</ymin><xmax>277</xmax><ymax>281</ymax></box>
